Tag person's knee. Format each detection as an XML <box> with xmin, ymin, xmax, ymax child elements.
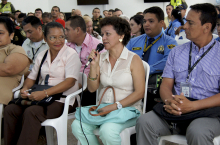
<box><xmin>4</xmin><ymin>104</ymin><xmax>20</xmax><ymax>117</ymax></box>
<box><xmin>71</xmin><ymin>119</ymin><xmax>82</xmax><ymax>135</ymax></box>
<box><xmin>99</xmin><ymin>123</ymin><xmax>119</xmax><ymax>143</ymax></box>
<box><xmin>136</xmin><ymin>111</ymin><xmax>155</xmax><ymax>129</ymax></box>
<box><xmin>23</xmin><ymin>106</ymin><xmax>39</xmax><ymax>118</ymax></box>
<box><xmin>186</xmin><ymin>119</ymin><xmax>212</xmax><ymax>143</ymax></box>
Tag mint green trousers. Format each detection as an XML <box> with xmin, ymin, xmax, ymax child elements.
<box><xmin>71</xmin><ymin>117</ymin><xmax>138</xmax><ymax>145</ymax></box>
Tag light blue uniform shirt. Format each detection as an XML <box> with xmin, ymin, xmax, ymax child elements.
<box><xmin>162</xmin><ymin>39</ymin><xmax>220</xmax><ymax>100</ymax></box>
<box><xmin>165</xmin><ymin>19</ymin><xmax>183</xmax><ymax>38</ymax></box>
<box><xmin>126</xmin><ymin>31</ymin><xmax>178</xmax><ymax>75</ymax></box>
<box><xmin>215</xmin><ymin>37</ymin><xmax>220</xmax><ymax>42</ymax></box>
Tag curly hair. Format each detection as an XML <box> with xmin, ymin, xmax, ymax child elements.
<box><xmin>99</xmin><ymin>17</ymin><xmax>131</xmax><ymax>46</ymax></box>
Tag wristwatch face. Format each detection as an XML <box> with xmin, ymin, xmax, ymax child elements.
<box><xmin>117</xmin><ymin>102</ymin><xmax>122</xmax><ymax>109</ymax></box>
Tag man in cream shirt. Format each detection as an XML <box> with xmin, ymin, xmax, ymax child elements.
<box><xmin>22</xmin><ymin>16</ymin><xmax>49</xmax><ymax>76</ymax></box>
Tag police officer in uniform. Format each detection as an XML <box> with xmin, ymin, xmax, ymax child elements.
<box><xmin>165</xmin><ymin>9</ymin><xmax>184</xmax><ymax>38</ymax></box>
<box><xmin>0</xmin><ymin>0</ymin><xmax>15</xmax><ymax>14</ymax></box>
<box><xmin>13</xmin><ymin>25</ymin><xmax>26</xmax><ymax>46</ymax></box>
<box><xmin>92</xmin><ymin>7</ymin><xmax>102</xmax><ymax>35</ymax></box>
<box><xmin>170</xmin><ymin>0</ymin><xmax>187</xmax><ymax>9</ymax></box>
<box><xmin>126</xmin><ymin>7</ymin><xmax>178</xmax><ymax>112</ymax></box>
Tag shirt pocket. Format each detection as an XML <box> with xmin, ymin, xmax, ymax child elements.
<box><xmin>198</xmin><ymin>66</ymin><xmax>220</xmax><ymax>90</ymax></box>
<box><xmin>52</xmin><ymin>61</ymin><xmax>65</xmax><ymax>78</ymax></box>
<box><xmin>172</xmin><ymin>66</ymin><xmax>188</xmax><ymax>83</ymax></box>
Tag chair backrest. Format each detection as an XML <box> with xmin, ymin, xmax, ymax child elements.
<box><xmin>12</xmin><ymin>75</ymin><xmax>24</xmax><ymax>93</ymax></box>
<box><xmin>213</xmin><ymin>34</ymin><xmax>218</xmax><ymax>39</ymax></box>
<box><xmin>63</xmin><ymin>72</ymin><xmax>87</xmax><ymax>117</ymax></box>
<box><xmin>142</xmin><ymin>61</ymin><xmax>150</xmax><ymax>114</ymax></box>
<box><xmin>96</xmin><ymin>60</ymin><xmax>150</xmax><ymax>114</ymax></box>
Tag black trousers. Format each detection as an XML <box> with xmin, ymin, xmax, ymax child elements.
<box><xmin>4</xmin><ymin>101</ymin><xmax>77</xmax><ymax>145</ymax></box>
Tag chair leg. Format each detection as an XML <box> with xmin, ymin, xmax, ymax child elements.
<box><xmin>158</xmin><ymin>139</ymin><xmax>166</xmax><ymax>145</ymax></box>
<box><xmin>77</xmin><ymin>140</ymin><xmax>81</xmax><ymax>145</ymax></box>
<box><xmin>45</xmin><ymin>126</ymin><xmax>55</xmax><ymax>145</ymax></box>
<box><xmin>0</xmin><ymin>104</ymin><xmax>3</xmax><ymax>145</ymax></box>
<box><xmin>120</xmin><ymin>129</ymin><xmax>131</xmax><ymax>145</ymax></box>
<box><xmin>56</xmin><ymin>126</ymin><xmax>67</xmax><ymax>145</ymax></box>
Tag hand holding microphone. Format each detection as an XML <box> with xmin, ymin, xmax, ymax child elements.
<box><xmin>85</xmin><ymin>43</ymin><xmax>104</xmax><ymax>68</ymax></box>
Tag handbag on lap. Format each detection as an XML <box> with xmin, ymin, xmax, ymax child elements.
<box><xmin>9</xmin><ymin>50</ymin><xmax>65</xmax><ymax>114</ymax></box>
<box><xmin>75</xmin><ymin>86</ymin><xmax>140</xmax><ymax>125</ymax></box>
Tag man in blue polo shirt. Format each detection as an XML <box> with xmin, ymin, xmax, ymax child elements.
<box><xmin>127</xmin><ymin>6</ymin><xmax>177</xmax><ymax>75</ymax></box>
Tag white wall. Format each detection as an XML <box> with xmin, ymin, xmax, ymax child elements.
<box><xmin>9</xmin><ymin>0</ymin><xmax>218</xmax><ymax>18</ymax></box>
<box><xmin>10</xmin><ymin>0</ymin><xmax>49</xmax><ymax>14</ymax></box>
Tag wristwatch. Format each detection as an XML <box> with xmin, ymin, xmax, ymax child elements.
<box><xmin>115</xmin><ymin>102</ymin><xmax>122</xmax><ymax>109</ymax></box>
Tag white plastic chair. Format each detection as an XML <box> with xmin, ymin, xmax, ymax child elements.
<box><xmin>41</xmin><ymin>72</ymin><xmax>87</xmax><ymax>145</ymax></box>
<box><xmin>77</xmin><ymin>60</ymin><xmax>150</xmax><ymax>145</ymax></box>
<box><xmin>0</xmin><ymin>75</ymin><xmax>25</xmax><ymax>145</ymax></box>
<box><xmin>213</xmin><ymin>34</ymin><xmax>219</xmax><ymax>39</ymax></box>
<box><xmin>159</xmin><ymin>134</ymin><xmax>220</xmax><ymax>145</ymax></box>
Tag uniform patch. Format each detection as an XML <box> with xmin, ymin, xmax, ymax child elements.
<box><xmin>14</xmin><ymin>36</ymin><xmax>19</xmax><ymax>41</ymax></box>
<box><xmin>167</xmin><ymin>44</ymin><xmax>176</xmax><ymax>49</ymax></box>
<box><xmin>132</xmin><ymin>47</ymin><xmax>142</xmax><ymax>50</ymax></box>
<box><xmin>174</xmin><ymin>27</ymin><xmax>178</xmax><ymax>31</ymax></box>
<box><xmin>157</xmin><ymin>45</ymin><xmax>164</xmax><ymax>54</ymax></box>
<box><xmin>21</xmin><ymin>30</ymin><xmax>26</xmax><ymax>37</ymax></box>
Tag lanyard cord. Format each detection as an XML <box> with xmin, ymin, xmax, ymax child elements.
<box><xmin>144</xmin><ymin>34</ymin><xmax>163</xmax><ymax>52</ymax></box>
<box><xmin>186</xmin><ymin>41</ymin><xmax>216</xmax><ymax>82</ymax></box>
<box><xmin>32</xmin><ymin>47</ymin><xmax>41</xmax><ymax>61</ymax></box>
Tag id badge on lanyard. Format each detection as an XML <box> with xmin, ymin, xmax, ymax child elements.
<box><xmin>29</xmin><ymin>63</ymin><xmax>34</xmax><ymax>71</ymax></box>
<box><xmin>180</xmin><ymin>82</ymin><xmax>191</xmax><ymax>97</ymax></box>
<box><xmin>180</xmin><ymin>41</ymin><xmax>215</xmax><ymax>98</ymax></box>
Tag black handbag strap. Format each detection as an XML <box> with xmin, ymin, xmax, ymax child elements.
<box><xmin>35</xmin><ymin>50</ymin><xmax>48</xmax><ymax>85</ymax></box>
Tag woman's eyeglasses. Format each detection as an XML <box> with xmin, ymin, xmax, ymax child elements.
<box><xmin>49</xmin><ymin>36</ymin><xmax>65</xmax><ymax>42</ymax></box>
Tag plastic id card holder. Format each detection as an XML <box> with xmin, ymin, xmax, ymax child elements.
<box><xmin>180</xmin><ymin>82</ymin><xmax>192</xmax><ymax>98</ymax></box>
<box><xmin>29</xmin><ymin>63</ymin><xmax>34</xmax><ymax>71</ymax></box>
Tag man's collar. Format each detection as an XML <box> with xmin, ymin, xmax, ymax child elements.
<box><xmin>102</xmin><ymin>46</ymin><xmax>128</xmax><ymax>62</ymax></box>
<box><xmin>28</xmin><ymin>38</ymin><xmax>46</xmax><ymax>47</ymax></box>
<box><xmin>192</xmin><ymin>38</ymin><xmax>215</xmax><ymax>53</ymax></box>
<box><xmin>66</xmin><ymin>33</ymin><xmax>89</xmax><ymax>48</ymax></box>
<box><xmin>146</xmin><ymin>31</ymin><xmax>163</xmax><ymax>40</ymax></box>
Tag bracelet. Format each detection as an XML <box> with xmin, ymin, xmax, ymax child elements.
<box><xmin>88</xmin><ymin>74</ymin><xmax>98</xmax><ymax>81</ymax></box>
<box><xmin>44</xmin><ymin>89</ymin><xmax>49</xmax><ymax>98</ymax></box>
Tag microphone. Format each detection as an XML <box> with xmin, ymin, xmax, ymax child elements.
<box><xmin>85</xmin><ymin>43</ymin><xmax>104</xmax><ymax>68</ymax></box>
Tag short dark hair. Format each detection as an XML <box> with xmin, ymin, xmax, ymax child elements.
<box><xmin>15</xmin><ymin>10</ymin><xmax>21</xmax><ymax>14</ymax></box>
<box><xmin>103</xmin><ymin>10</ymin><xmax>108</xmax><ymax>13</ymax></box>
<box><xmin>130</xmin><ymin>15</ymin><xmax>145</xmax><ymax>35</ymax></box>
<box><xmin>44</xmin><ymin>22</ymin><xmax>65</xmax><ymax>38</ymax></box>
<box><xmin>0</xmin><ymin>13</ymin><xmax>15</xmax><ymax>21</ymax></box>
<box><xmin>35</xmin><ymin>8</ymin><xmax>43</xmax><ymax>13</ymax></box>
<box><xmin>190</xmin><ymin>3</ymin><xmax>217</xmax><ymax>32</ymax></box>
<box><xmin>18</xmin><ymin>13</ymin><xmax>26</xmax><ymax>19</ymax></box>
<box><xmin>166</xmin><ymin>4</ymin><xmax>174</xmax><ymax>9</ymax></box>
<box><xmin>108</xmin><ymin>9</ymin><xmax>114</xmax><ymax>13</ymax></box>
<box><xmin>114</xmin><ymin>8</ymin><xmax>123</xmax><ymax>14</ymax></box>
<box><xmin>22</xmin><ymin>16</ymin><xmax>42</xmax><ymax>28</ymax></box>
<box><xmin>143</xmin><ymin>6</ymin><xmax>164</xmax><ymax>21</ymax></box>
<box><xmin>42</xmin><ymin>12</ymin><xmax>52</xmax><ymax>19</ymax></box>
<box><xmin>100</xmin><ymin>17</ymin><xmax>131</xmax><ymax>46</ymax></box>
<box><xmin>66</xmin><ymin>16</ymin><xmax>86</xmax><ymax>33</ymax></box>
<box><xmin>0</xmin><ymin>16</ymin><xmax>14</xmax><ymax>35</ymax></box>
<box><xmin>52</xmin><ymin>6</ymin><xmax>60</xmax><ymax>12</ymax></box>
<box><xmin>93</xmin><ymin>7</ymin><xmax>100</xmax><ymax>13</ymax></box>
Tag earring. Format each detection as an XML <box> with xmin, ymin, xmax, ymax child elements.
<box><xmin>119</xmin><ymin>39</ymin><xmax>123</xmax><ymax>42</ymax></box>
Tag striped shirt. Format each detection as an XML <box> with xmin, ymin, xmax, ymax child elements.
<box><xmin>162</xmin><ymin>38</ymin><xmax>220</xmax><ymax>100</ymax></box>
